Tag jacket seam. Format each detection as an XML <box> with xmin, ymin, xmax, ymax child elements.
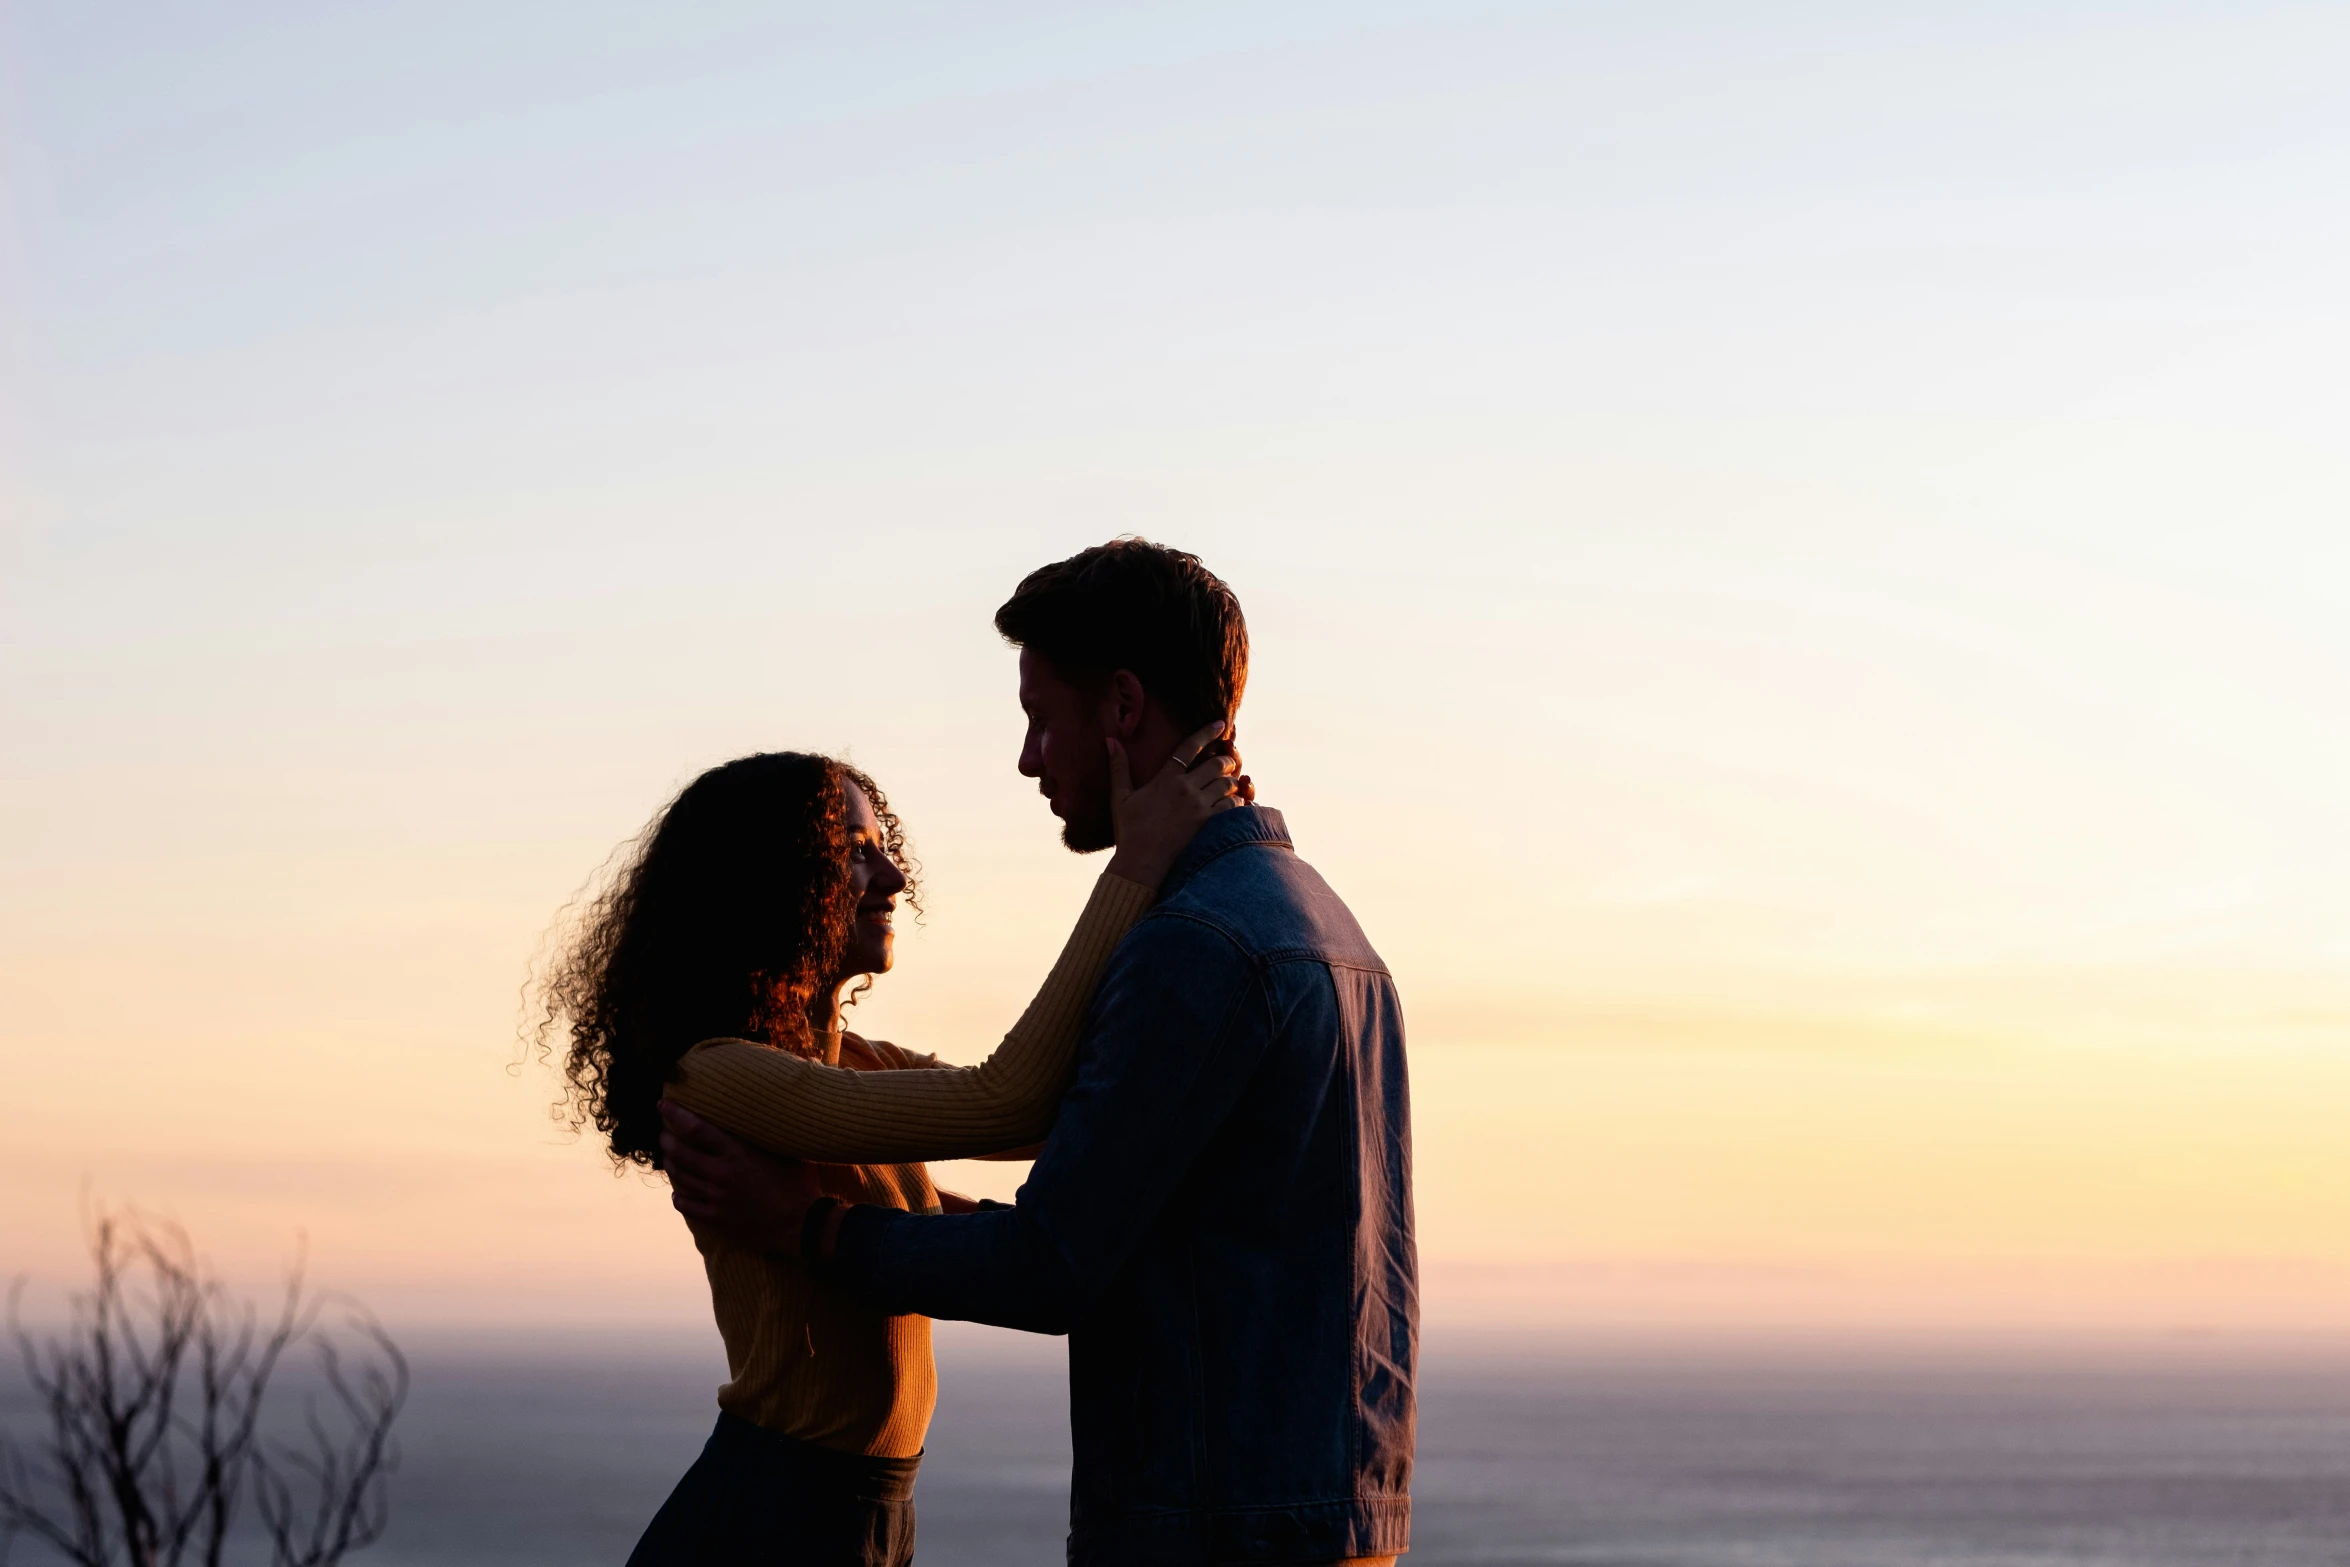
<box><xmin>1339</xmin><ymin>963</ymin><xmax>1365</xmax><ymax>1491</ymax></box>
<box><xmin>1163</xmin><ymin>830</ymin><xmax>1295</xmax><ymax>896</ymax></box>
<box><xmin>1137</xmin><ymin>911</ymin><xmax>1390</xmax><ymax>980</ymax></box>
<box><xmin>1186</xmin><ymin>1227</ymin><xmax>1209</xmax><ymax>1512</ymax></box>
<box><xmin>1130</xmin><ymin>907</ymin><xmax>1263</xmax><ymax>967</ymax></box>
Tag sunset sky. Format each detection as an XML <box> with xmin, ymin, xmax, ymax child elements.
<box><xmin>5</xmin><ymin>2</ymin><xmax>2347</xmax><ymax>1341</ymax></box>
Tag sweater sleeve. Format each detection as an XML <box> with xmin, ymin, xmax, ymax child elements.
<box><xmin>665</xmin><ymin>870</ymin><xmax>1155</xmax><ymax>1163</ymax></box>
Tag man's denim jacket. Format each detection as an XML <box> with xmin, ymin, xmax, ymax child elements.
<box><xmin>834</xmin><ymin>806</ymin><xmax>1417</xmax><ymax>1565</ymax></box>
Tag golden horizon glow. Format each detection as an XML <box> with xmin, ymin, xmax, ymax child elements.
<box><xmin>6</xmin><ymin>2</ymin><xmax>2348</xmax><ymax>1339</ymax></box>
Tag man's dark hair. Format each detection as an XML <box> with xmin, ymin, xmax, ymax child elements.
<box><xmin>994</xmin><ymin>538</ymin><xmax>1248</xmax><ymax>729</ymax></box>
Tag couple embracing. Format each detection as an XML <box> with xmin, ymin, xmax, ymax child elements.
<box><xmin>541</xmin><ymin>540</ymin><xmax>1416</xmax><ymax>1567</ymax></box>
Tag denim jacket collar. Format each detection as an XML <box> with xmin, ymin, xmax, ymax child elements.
<box><xmin>1160</xmin><ymin>805</ymin><xmax>1290</xmax><ymax>899</ymax></box>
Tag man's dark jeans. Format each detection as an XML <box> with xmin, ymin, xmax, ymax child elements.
<box><xmin>836</xmin><ymin>806</ymin><xmax>1417</xmax><ymax>1565</ymax></box>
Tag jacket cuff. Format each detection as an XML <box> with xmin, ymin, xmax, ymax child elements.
<box><xmin>831</xmin><ymin>1200</ymin><xmax>906</xmax><ymax>1292</ymax></box>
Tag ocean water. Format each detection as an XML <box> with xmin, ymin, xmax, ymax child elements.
<box><xmin>11</xmin><ymin>1331</ymin><xmax>2350</xmax><ymax>1565</ymax></box>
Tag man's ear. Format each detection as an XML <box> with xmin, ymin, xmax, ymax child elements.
<box><xmin>1104</xmin><ymin>670</ymin><xmax>1148</xmax><ymax>741</ymax></box>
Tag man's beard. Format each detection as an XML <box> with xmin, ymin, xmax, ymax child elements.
<box><xmin>1059</xmin><ymin>803</ymin><xmax>1116</xmax><ymax>854</ymax></box>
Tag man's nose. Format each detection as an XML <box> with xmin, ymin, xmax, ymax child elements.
<box><xmin>1017</xmin><ymin>732</ymin><xmax>1043</xmax><ymax>778</ymax></box>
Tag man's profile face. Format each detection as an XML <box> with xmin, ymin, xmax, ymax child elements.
<box><xmin>1016</xmin><ymin>649</ymin><xmax>1116</xmax><ymax>852</ymax></box>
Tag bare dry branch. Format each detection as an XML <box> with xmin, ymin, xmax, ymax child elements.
<box><xmin>0</xmin><ymin>1207</ymin><xmax>404</xmax><ymax>1567</ymax></box>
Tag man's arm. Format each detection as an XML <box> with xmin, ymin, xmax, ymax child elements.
<box><xmin>831</xmin><ymin>912</ymin><xmax>1272</xmax><ymax>1334</ymax></box>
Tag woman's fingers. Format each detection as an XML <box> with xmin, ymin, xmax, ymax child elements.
<box><xmin>1191</xmin><ymin>769</ymin><xmax>1242</xmax><ymax>812</ymax></box>
<box><xmin>1179</xmin><ymin>753</ymin><xmax>1236</xmax><ymax>790</ymax></box>
<box><xmin>1168</xmin><ymin>752</ymin><xmax>1242</xmax><ymax>812</ymax></box>
<box><xmin>1109</xmin><ymin>719</ymin><xmax>1247</xmax><ymax>830</ymax></box>
<box><xmin>1167</xmin><ymin>719</ymin><xmax>1228</xmax><ymax>771</ymax></box>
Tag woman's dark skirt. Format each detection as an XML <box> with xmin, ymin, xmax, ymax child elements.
<box><xmin>625</xmin><ymin>1413</ymin><xmax>920</xmax><ymax>1567</ymax></box>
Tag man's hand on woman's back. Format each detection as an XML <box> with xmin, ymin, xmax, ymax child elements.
<box><xmin>659</xmin><ymin>1100</ymin><xmax>823</xmax><ymax>1256</ymax></box>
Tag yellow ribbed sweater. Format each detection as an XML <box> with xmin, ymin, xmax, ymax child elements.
<box><xmin>667</xmin><ymin>870</ymin><xmax>1155</xmax><ymax>1458</ymax></box>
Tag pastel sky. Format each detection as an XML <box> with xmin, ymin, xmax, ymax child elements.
<box><xmin>4</xmin><ymin>1</ymin><xmax>2346</xmax><ymax>1339</ymax></box>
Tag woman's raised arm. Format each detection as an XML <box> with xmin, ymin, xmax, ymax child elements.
<box><xmin>664</xmin><ymin>721</ymin><xmax>1243</xmax><ymax>1164</ymax></box>
<box><xmin>667</xmin><ymin>867</ymin><xmax>1152</xmax><ymax>1162</ymax></box>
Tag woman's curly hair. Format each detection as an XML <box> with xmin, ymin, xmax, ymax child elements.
<box><xmin>534</xmin><ymin>752</ymin><xmax>917</xmax><ymax>1172</ymax></box>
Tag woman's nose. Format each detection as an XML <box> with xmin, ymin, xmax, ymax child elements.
<box><xmin>876</xmin><ymin>856</ymin><xmax>908</xmax><ymax>895</ymax></box>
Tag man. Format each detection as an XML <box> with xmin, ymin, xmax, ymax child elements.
<box><xmin>664</xmin><ymin>539</ymin><xmax>1416</xmax><ymax>1566</ymax></box>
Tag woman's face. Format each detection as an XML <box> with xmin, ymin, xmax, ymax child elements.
<box><xmin>840</xmin><ymin>781</ymin><xmax>907</xmax><ymax>978</ymax></box>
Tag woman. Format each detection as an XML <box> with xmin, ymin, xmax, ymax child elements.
<box><xmin>539</xmin><ymin>728</ymin><xmax>1238</xmax><ymax>1567</ymax></box>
